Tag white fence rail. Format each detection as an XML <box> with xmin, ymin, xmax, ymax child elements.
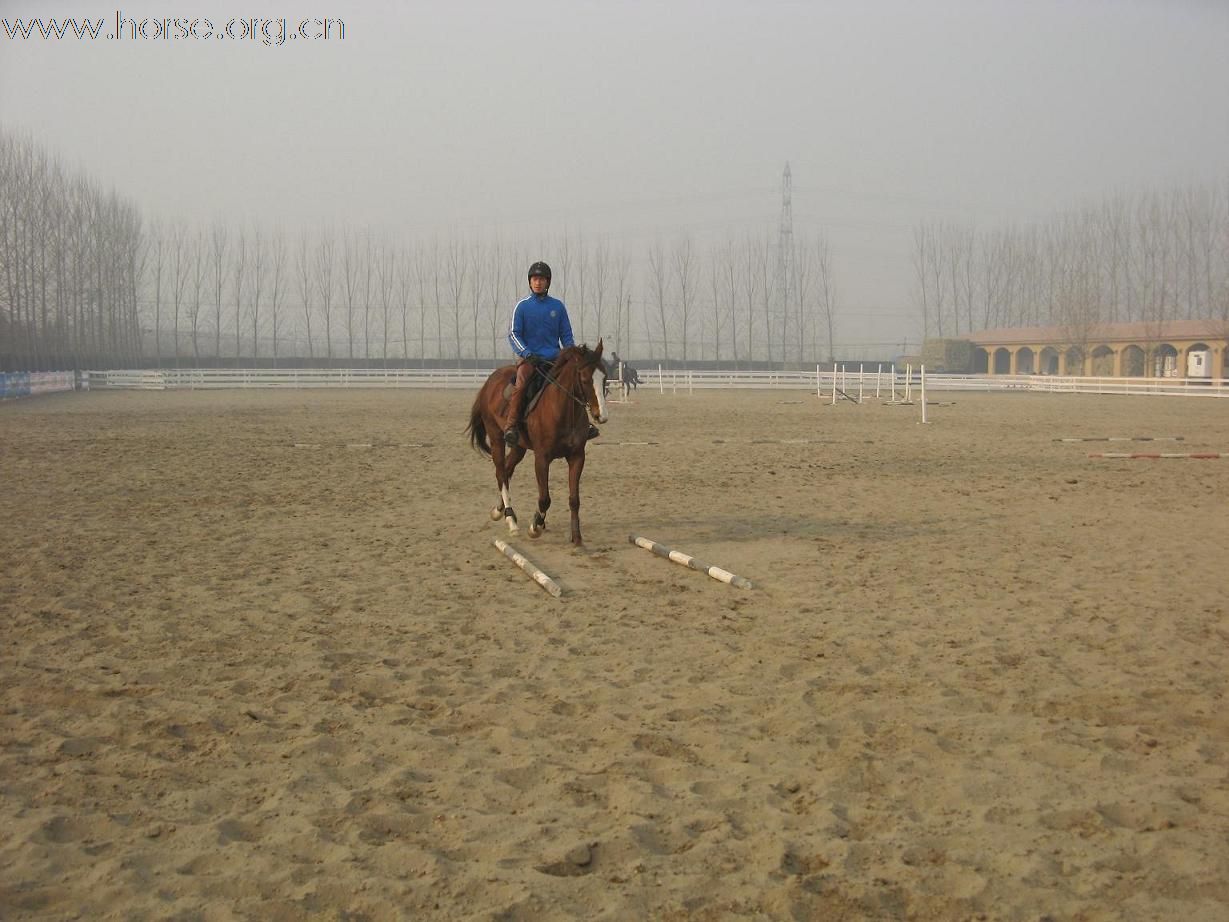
<box><xmin>81</xmin><ymin>366</ymin><xmax>1229</xmax><ymax>398</ymax></box>
<box><xmin>647</xmin><ymin>367</ymin><xmax>1229</xmax><ymax>398</ymax></box>
<box><xmin>819</xmin><ymin>369</ymin><xmax>1229</xmax><ymax>398</ymax></box>
<box><xmin>85</xmin><ymin>367</ymin><xmax>493</xmax><ymax>390</ymax></box>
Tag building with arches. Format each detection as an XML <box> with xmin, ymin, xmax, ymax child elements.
<box><xmin>964</xmin><ymin>320</ymin><xmax>1227</xmax><ymax>379</ymax></box>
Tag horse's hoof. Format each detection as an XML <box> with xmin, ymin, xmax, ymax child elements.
<box><xmin>507</xmin><ymin>523</ymin><xmax>520</xmax><ymax>536</ymax></box>
<box><xmin>489</xmin><ymin>506</ymin><xmax>503</xmax><ymax>522</ymax></box>
<box><xmin>528</xmin><ymin>523</ymin><xmax>543</xmax><ymax>538</ymax></box>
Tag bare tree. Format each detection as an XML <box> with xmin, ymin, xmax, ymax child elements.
<box><xmin>928</xmin><ymin>224</ymin><xmax>949</xmax><ymax>338</ymax></box>
<box><xmin>317</xmin><ymin>229</ymin><xmax>336</xmax><ymax>361</ymax></box>
<box><xmin>612</xmin><ymin>248</ymin><xmax>632</xmax><ymax>357</ymax></box>
<box><xmin>815</xmin><ymin>235</ymin><xmax>837</xmax><ymax>362</ymax></box>
<box><xmin>1099</xmin><ymin>195</ymin><xmax>1130</xmax><ymax>322</ymax></box>
<box><xmin>759</xmin><ymin>235</ymin><xmax>778</xmax><ymax>365</ymax></box>
<box><xmin>267</xmin><ymin>230</ymin><xmax>287</xmax><ymax>365</ymax></box>
<box><xmin>361</xmin><ymin>232</ymin><xmax>374</xmax><ymax>362</ymax></box>
<box><xmin>444</xmin><ymin>238</ymin><xmax>467</xmax><ymax>359</ymax></box>
<box><xmin>231</xmin><ymin>226</ymin><xmax>247</xmax><ymax>361</ymax></box>
<box><xmin>1135</xmin><ymin>191</ymin><xmax>1177</xmax><ymax>374</ymax></box>
<box><xmin>976</xmin><ymin>228</ymin><xmax>1016</xmax><ymax>330</ymax></box>
<box><xmin>715</xmin><ymin>240</ymin><xmax>739</xmax><ymax>363</ymax></box>
<box><xmin>468</xmin><ymin>237</ymin><xmax>486</xmax><ymax>359</ymax></box>
<box><xmin>708</xmin><ymin>242</ymin><xmax>728</xmax><ymax>362</ymax></box>
<box><xmin>647</xmin><ymin>240</ymin><xmax>670</xmax><ymax>360</ymax></box>
<box><xmin>249</xmin><ymin>227</ymin><xmax>265</xmax><ymax>365</ymax></box>
<box><xmin>913</xmin><ymin>224</ymin><xmax>939</xmax><ymax>339</ymax></box>
<box><xmin>948</xmin><ymin>225</ymin><xmax>975</xmax><ymax>337</ymax></box>
<box><xmin>672</xmin><ymin>235</ymin><xmax>695</xmax><ymax>362</ymax></box>
<box><xmin>792</xmin><ymin>237</ymin><xmax>816</xmax><ymax>363</ymax></box>
<box><xmin>168</xmin><ymin>223</ymin><xmax>190</xmax><ymax>367</ymax></box>
<box><xmin>295</xmin><ymin>230</ymin><xmax>315</xmax><ymax>359</ymax></box>
<box><xmin>397</xmin><ymin>245</ymin><xmax>415</xmax><ymax>362</ymax></box>
<box><xmin>414</xmin><ymin>240</ymin><xmax>436</xmax><ymax>362</ymax></box>
<box><xmin>590</xmin><ymin>238</ymin><xmax>610</xmax><ymax>346</ymax></box>
<box><xmin>740</xmin><ymin>235</ymin><xmax>763</xmax><ymax>365</ymax></box>
<box><xmin>147</xmin><ymin>220</ymin><xmax>166</xmax><ymax>364</ymax></box>
<box><xmin>340</xmin><ymin>229</ymin><xmax>360</xmax><ymax>360</ymax></box>
<box><xmin>208</xmin><ymin>223</ymin><xmax>228</xmax><ymax>360</ymax></box>
<box><xmin>375</xmin><ymin>238</ymin><xmax>396</xmax><ymax>365</ymax></box>
<box><xmin>0</xmin><ymin>133</ymin><xmax>151</xmax><ymax>369</ymax></box>
<box><xmin>485</xmin><ymin>237</ymin><xmax>506</xmax><ymax>357</ymax></box>
<box><xmin>188</xmin><ymin>229</ymin><xmax>206</xmax><ymax>363</ymax></box>
<box><xmin>1054</xmin><ymin>216</ymin><xmax>1103</xmax><ymax>370</ymax></box>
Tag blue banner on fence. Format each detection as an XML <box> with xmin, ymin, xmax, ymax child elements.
<box><xmin>2</xmin><ymin>372</ymin><xmax>75</xmax><ymax>399</ymax></box>
<box><xmin>1</xmin><ymin>372</ymin><xmax>31</xmax><ymax>399</ymax></box>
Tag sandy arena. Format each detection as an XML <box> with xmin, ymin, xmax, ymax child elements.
<box><xmin>2</xmin><ymin>386</ymin><xmax>1227</xmax><ymax>921</ymax></box>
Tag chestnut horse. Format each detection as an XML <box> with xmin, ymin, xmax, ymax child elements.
<box><xmin>466</xmin><ymin>341</ymin><xmax>608</xmax><ymax>545</ymax></box>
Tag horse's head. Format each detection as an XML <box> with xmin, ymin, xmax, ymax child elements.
<box><xmin>560</xmin><ymin>339</ymin><xmax>609</xmax><ymax>425</ymax></box>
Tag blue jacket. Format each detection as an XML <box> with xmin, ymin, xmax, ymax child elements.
<box><xmin>507</xmin><ymin>292</ymin><xmax>575</xmax><ymax>360</ymax></box>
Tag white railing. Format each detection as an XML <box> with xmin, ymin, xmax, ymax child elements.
<box><xmin>844</xmin><ymin>371</ymin><xmax>1229</xmax><ymax>398</ymax></box>
<box><xmin>84</xmin><ymin>367</ymin><xmax>493</xmax><ymax>390</ymax></box>
<box><xmin>81</xmin><ymin>366</ymin><xmax>1229</xmax><ymax>398</ymax></box>
<box><xmin>647</xmin><ymin>367</ymin><xmax>1229</xmax><ymax>398</ymax></box>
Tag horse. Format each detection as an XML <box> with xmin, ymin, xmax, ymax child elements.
<box><xmin>599</xmin><ymin>357</ymin><xmax>624</xmax><ymax>397</ymax></box>
<box><xmin>466</xmin><ymin>341</ymin><xmax>609</xmax><ymax>546</ymax></box>
<box><xmin>608</xmin><ymin>351</ymin><xmax>642</xmax><ymax>394</ymax></box>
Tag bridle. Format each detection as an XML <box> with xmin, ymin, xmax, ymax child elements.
<box><xmin>537</xmin><ymin>351</ymin><xmax>599</xmax><ymax>417</ymax></box>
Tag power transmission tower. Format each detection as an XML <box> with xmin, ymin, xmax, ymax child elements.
<box><xmin>775</xmin><ymin>162</ymin><xmax>794</xmax><ymax>367</ymax></box>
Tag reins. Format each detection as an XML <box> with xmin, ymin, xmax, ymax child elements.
<box><xmin>535</xmin><ymin>352</ymin><xmax>595</xmax><ymax>415</ymax></box>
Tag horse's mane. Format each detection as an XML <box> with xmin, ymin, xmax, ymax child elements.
<box><xmin>555</xmin><ymin>344</ymin><xmax>601</xmax><ymax>371</ymax></box>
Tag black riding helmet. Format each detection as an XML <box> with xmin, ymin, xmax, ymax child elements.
<box><xmin>527</xmin><ymin>261</ymin><xmax>552</xmax><ymax>287</ymax></box>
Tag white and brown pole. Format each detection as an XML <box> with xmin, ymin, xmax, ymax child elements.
<box><xmin>628</xmin><ymin>534</ymin><xmax>753</xmax><ymax>590</ymax></box>
<box><xmin>493</xmin><ymin>539</ymin><xmax>563</xmax><ymax>598</ymax></box>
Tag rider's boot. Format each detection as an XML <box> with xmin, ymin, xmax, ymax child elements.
<box><xmin>503</xmin><ymin>386</ymin><xmax>525</xmax><ymax>448</ymax></box>
<box><xmin>587</xmin><ymin>424</ymin><xmax>600</xmax><ymax>440</ymax></box>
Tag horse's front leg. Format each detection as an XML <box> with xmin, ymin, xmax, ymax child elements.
<box><xmin>528</xmin><ymin>451</ymin><xmax>551</xmax><ymax>539</ymax></box>
<box><xmin>490</xmin><ymin>433</ymin><xmax>525</xmax><ymax>535</ymax></box>
<box><xmin>567</xmin><ymin>450</ymin><xmax>586</xmax><ymax>546</ymax></box>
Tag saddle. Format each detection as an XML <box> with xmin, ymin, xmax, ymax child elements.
<box><xmin>502</xmin><ymin>360</ymin><xmax>553</xmax><ymax>418</ymax></box>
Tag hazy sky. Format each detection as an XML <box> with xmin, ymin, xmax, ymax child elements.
<box><xmin>2</xmin><ymin>0</ymin><xmax>1227</xmax><ymax>353</ymax></box>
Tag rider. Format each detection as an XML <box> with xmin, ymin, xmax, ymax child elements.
<box><xmin>504</xmin><ymin>262</ymin><xmax>598</xmax><ymax>447</ymax></box>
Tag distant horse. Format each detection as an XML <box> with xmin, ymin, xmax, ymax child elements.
<box><xmin>600</xmin><ymin>357</ymin><xmax>615</xmax><ymax>397</ymax></box>
<box><xmin>608</xmin><ymin>351</ymin><xmax>642</xmax><ymax>394</ymax></box>
<box><xmin>467</xmin><ymin>341</ymin><xmax>609</xmax><ymax>546</ymax></box>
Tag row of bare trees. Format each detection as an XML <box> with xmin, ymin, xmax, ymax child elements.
<box><xmin>913</xmin><ymin>182</ymin><xmax>1229</xmax><ymax>342</ymax></box>
<box><xmin>1</xmin><ymin>130</ymin><xmax>842</xmax><ymax>370</ymax></box>
<box><xmin>0</xmin><ymin>130</ymin><xmax>145</xmax><ymax>371</ymax></box>
<box><xmin>136</xmin><ymin>225</ymin><xmax>843</xmax><ymax>368</ymax></box>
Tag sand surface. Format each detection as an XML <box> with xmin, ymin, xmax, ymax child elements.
<box><xmin>2</xmin><ymin>386</ymin><xmax>1228</xmax><ymax>921</ymax></box>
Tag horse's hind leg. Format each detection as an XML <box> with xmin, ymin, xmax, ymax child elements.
<box><xmin>528</xmin><ymin>451</ymin><xmax>551</xmax><ymax>538</ymax></box>
<box><xmin>567</xmin><ymin>451</ymin><xmax>586</xmax><ymax>546</ymax></box>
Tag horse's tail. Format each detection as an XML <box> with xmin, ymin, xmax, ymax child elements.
<box><xmin>466</xmin><ymin>390</ymin><xmax>491</xmax><ymax>456</ymax></box>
